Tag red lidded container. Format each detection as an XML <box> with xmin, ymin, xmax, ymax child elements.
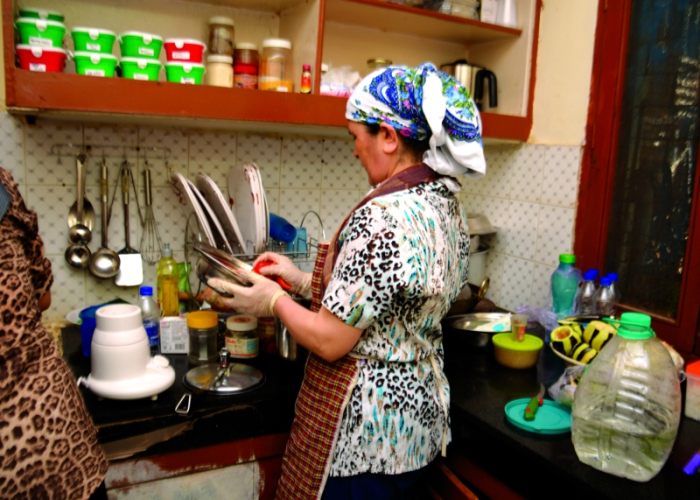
<box><xmin>164</xmin><ymin>38</ymin><xmax>207</xmax><ymax>63</ymax></box>
<box><xmin>16</xmin><ymin>44</ymin><xmax>66</xmax><ymax>72</ymax></box>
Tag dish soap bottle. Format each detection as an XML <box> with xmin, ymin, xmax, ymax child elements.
<box><xmin>157</xmin><ymin>243</ymin><xmax>180</xmax><ymax>317</ymax></box>
<box><xmin>571</xmin><ymin>312</ymin><xmax>681</xmax><ymax>482</ymax></box>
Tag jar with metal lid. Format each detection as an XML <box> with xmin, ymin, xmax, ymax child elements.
<box><xmin>259</xmin><ymin>38</ymin><xmax>292</xmax><ymax>92</ymax></box>
<box><xmin>208</xmin><ymin>16</ymin><xmax>234</xmax><ymax>56</ymax></box>
<box><xmin>233</xmin><ymin>42</ymin><xmax>258</xmax><ymax>89</ymax></box>
<box><xmin>205</xmin><ymin>54</ymin><xmax>233</xmax><ymax>87</ymax></box>
<box><xmin>225</xmin><ymin>314</ymin><xmax>259</xmax><ymax>359</ymax></box>
<box><xmin>367</xmin><ymin>58</ymin><xmax>392</xmax><ymax>72</ymax></box>
<box><xmin>187</xmin><ymin>310</ymin><xmax>219</xmax><ymax>365</ymax></box>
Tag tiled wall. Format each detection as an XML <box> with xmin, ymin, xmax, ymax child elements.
<box><xmin>1</xmin><ymin>112</ymin><xmax>580</xmax><ymax>319</ymax></box>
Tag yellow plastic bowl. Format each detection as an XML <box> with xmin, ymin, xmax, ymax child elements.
<box><xmin>492</xmin><ymin>333</ymin><xmax>543</xmax><ymax>369</ymax></box>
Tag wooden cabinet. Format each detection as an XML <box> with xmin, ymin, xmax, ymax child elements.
<box><xmin>2</xmin><ymin>0</ymin><xmax>540</xmax><ymax>140</ymax></box>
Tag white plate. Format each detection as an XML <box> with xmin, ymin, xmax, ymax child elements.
<box><xmin>172</xmin><ymin>172</ymin><xmax>215</xmax><ymax>246</ymax></box>
<box><xmin>195</xmin><ymin>174</ymin><xmax>245</xmax><ymax>254</ymax></box>
<box><xmin>83</xmin><ymin>356</ymin><xmax>175</xmax><ymax>400</ymax></box>
<box><xmin>186</xmin><ymin>178</ymin><xmax>233</xmax><ymax>254</ymax></box>
<box><xmin>228</xmin><ymin>163</ymin><xmax>262</xmax><ymax>254</ymax></box>
<box><xmin>246</xmin><ymin>164</ymin><xmax>267</xmax><ymax>252</ymax></box>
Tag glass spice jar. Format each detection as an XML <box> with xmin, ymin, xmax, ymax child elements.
<box><xmin>259</xmin><ymin>38</ymin><xmax>292</xmax><ymax>92</ymax></box>
<box><xmin>208</xmin><ymin>16</ymin><xmax>234</xmax><ymax>56</ymax></box>
<box><xmin>233</xmin><ymin>42</ymin><xmax>258</xmax><ymax>89</ymax></box>
<box><xmin>225</xmin><ymin>314</ymin><xmax>259</xmax><ymax>359</ymax></box>
<box><xmin>205</xmin><ymin>54</ymin><xmax>233</xmax><ymax>87</ymax></box>
<box><xmin>187</xmin><ymin>310</ymin><xmax>219</xmax><ymax>365</ymax></box>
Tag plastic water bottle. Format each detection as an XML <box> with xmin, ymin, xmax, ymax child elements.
<box><xmin>572</xmin><ymin>312</ymin><xmax>681</xmax><ymax>482</ymax></box>
<box><xmin>551</xmin><ymin>253</ymin><xmax>581</xmax><ymax>319</ymax></box>
<box><xmin>157</xmin><ymin>243</ymin><xmax>180</xmax><ymax>317</ymax></box>
<box><xmin>575</xmin><ymin>268</ymin><xmax>599</xmax><ymax>315</ymax></box>
<box><xmin>595</xmin><ymin>275</ymin><xmax>616</xmax><ymax>317</ymax></box>
<box><xmin>139</xmin><ymin>285</ymin><xmax>160</xmax><ymax>353</ymax></box>
<box><xmin>606</xmin><ymin>272</ymin><xmax>620</xmax><ymax>309</ymax></box>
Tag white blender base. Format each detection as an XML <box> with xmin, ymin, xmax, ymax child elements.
<box><xmin>82</xmin><ymin>355</ymin><xmax>175</xmax><ymax>400</ymax></box>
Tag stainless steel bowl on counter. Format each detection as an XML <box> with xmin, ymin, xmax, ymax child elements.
<box><xmin>443</xmin><ymin>312</ymin><xmax>512</xmax><ymax>348</ymax></box>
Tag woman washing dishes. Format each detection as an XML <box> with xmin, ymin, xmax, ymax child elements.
<box><xmin>202</xmin><ymin>62</ymin><xmax>485</xmax><ymax>498</ymax></box>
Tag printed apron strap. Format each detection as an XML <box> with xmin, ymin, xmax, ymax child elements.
<box><xmin>276</xmin><ymin>244</ymin><xmax>359</xmax><ymax>500</ymax></box>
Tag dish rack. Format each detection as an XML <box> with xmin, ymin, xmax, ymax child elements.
<box><xmin>184</xmin><ymin>209</ymin><xmax>327</xmax><ymax>295</ymax></box>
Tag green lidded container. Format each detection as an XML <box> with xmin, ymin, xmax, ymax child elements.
<box><xmin>119</xmin><ymin>31</ymin><xmax>163</xmax><ymax>59</ymax></box>
<box><xmin>71</xmin><ymin>27</ymin><xmax>116</xmax><ymax>54</ymax></box>
<box><xmin>121</xmin><ymin>57</ymin><xmax>162</xmax><ymax>81</ymax></box>
<box><xmin>73</xmin><ymin>52</ymin><xmax>118</xmax><ymax>77</ymax></box>
<box><xmin>165</xmin><ymin>62</ymin><xmax>205</xmax><ymax>84</ymax></box>
<box><xmin>15</xmin><ymin>17</ymin><xmax>65</xmax><ymax>48</ymax></box>
<box><xmin>18</xmin><ymin>7</ymin><xmax>64</xmax><ymax>22</ymax></box>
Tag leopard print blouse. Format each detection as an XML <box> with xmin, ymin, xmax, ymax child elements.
<box><xmin>0</xmin><ymin>168</ymin><xmax>108</xmax><ymax>499</ymax></box>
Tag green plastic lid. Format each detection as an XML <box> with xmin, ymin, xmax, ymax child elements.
<box><xmin>492</xmin><ymin>333</ymin><xmax>543</xmax><ymax>352</ymax></box>
<box><xmin>559</xmin><ymin>253</ymin><xmax>576</xmax><ymax>264</ymax></box>
<box><xmin>617</xmin><ymin>312</ymin><xmax>654</xmax><ymax>340</ymax></box>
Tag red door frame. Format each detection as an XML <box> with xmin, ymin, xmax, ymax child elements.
<box><xmin>574</xmin><ymin>0</ymin><xmax>700</xmax><ymax>355</ymax></box>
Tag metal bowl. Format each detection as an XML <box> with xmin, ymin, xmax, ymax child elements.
<box><xmin>443</xmin><ymin>312</ymin><xmax>511</xmax><ymax>348</ymax></box>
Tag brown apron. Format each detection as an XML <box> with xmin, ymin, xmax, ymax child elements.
<box><xmin>276</xmin><ymin>164</ymin><xmax>443</xmax><ymax>499</ymax></box>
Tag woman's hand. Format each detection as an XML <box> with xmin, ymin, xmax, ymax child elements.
<box><xmin>206</xmin><ymin>271</ymin><xmax>289</xmax><ymax>318</ymax></box>
<box><xmin>253</xmin><ymin>252</ymin><xmax>312</xmax><ymax>299</ymax></box>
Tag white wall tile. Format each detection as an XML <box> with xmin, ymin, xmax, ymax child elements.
<box><xmin>540</xmin><ymin>145</ymin><xmax>582</xmax><ymax>207</ymax></box>
<box><xmin>189</xmin><ymin>130</ymin><xmax>237</xmax><ymax>189</ymax></box>
<box><xmin>25</xmin><ymin>120</ymin><xmax>83</xmax><ymax>186</ymax></box>
<box><xmin>280</xmin><ymin>137</ymin><xmax>324</xmax><ymax>189</ymax></box>
<box><xmin>237</xmin><ymin>133</ymin><xmax>281</xmax><ymax>189</ymax></box>
<box><xmin>0</xmin><ymin>114</ymin><xmax>25</xmax><ymax>184</ymax></box>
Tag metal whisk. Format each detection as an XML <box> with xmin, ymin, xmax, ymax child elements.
<box><xmin>140</xmin><ymin>166</ymin><xmax>162</xmax><ymax>264</ymax></box>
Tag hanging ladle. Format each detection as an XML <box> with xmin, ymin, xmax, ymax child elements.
<box><xmin>65</xmin><ymin>153</ymin><xmax>92</xmax><ymax>269</ymax></box>
<box><xmin>88</xmin><ymin>161</ymin><xmax>120</xmax><ymax>278</ymax></box>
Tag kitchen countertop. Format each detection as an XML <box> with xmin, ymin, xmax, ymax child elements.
<box><xmin>63</xmin><ymin>324</ymin><xmax>699</xmax><ymax>496</ymax></box>
<box><xmin>442</xmin><ymin>328</ymin><xmax>700</xmax><ymax>499</ymax></box>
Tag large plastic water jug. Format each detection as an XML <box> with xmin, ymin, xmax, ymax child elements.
<box><xmin>571</xmin><ymin>312</ymin><xmax>681</xmax><ymax>481</ymax></box>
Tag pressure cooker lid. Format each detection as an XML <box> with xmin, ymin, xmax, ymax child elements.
<box><xmin>183</xmin><ymin>362</ymin><xmax>264</xmax><ymax>394</ymax></box>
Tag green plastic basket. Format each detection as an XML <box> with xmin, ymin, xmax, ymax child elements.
<box><xmin>71</xmin><ymin>27</ymin><xmax>116</xmax><ymax>54</ymax></box>
<box><xmin>18</xmin><ymin>7</ymin><xmax>64</xmax><ymax>22</ymax></box>
<box><xmin>15</xmin><ymin>17</ymin><xmax>65</xmax><ymax>48</ymax></box>
<box><xmin>165</xmin><ymin>62</ymin><xmax>205</xmax><ymax>85</ymax></box>
<box><xmin>73</xmin><ymin>52</ymin><xmax>118</xmax><ymax>78</ymax></box>
<box><xmin>119</xmin><ymin>31</ymin><xmax>163</xmax><ymax>59</ymax></box>
<box><xmin>120</xmin><ymin>57</ymin><xmax>162</xmax><ymax>81</ymax></box>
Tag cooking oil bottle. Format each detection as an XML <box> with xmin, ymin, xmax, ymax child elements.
<box><xmin>157</xmin><ymin>243</ymin><xmax>180</xmax><ymax>317</ymax></box>
<box><xmin>571</xmin><ymin>312</ymin><xmax>681</xmax><ymax>481</ymax></box>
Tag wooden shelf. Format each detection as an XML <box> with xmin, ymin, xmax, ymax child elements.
<box><xmin>325</xmin><ymin>0</ymin><xmax>521</xmax><ymax>45</ymax></box>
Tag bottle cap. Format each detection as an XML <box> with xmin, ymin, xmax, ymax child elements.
<box><xmin>187</xmin><ymin>310</ymin><xmax>218</xmax><ymax>329</ymax></box>
<box><xmin>599</xmin><ymin>276</ymin><xmax>612</xmax><ymax>287</ymax></box>
<box><xmin>262</xmin><ymin>38</ymin><xmax>291</xmax><ymax>49</ymax></box>
<box><xmin>236</xmin><ymin>42</ymin><xmax>257</xmax><ymax>51</ymax></box>
<box><xmin>559</xmin><ymin>253</ymin><xmax>576</xmax><ymax>264</ymax></box>
<box><xmin>607</xmin><ymin>272</ymin><xmax>619</xmax><ymax>282</ymax></box>
<box><xmin>162</xmin><ymin>242</ymin><xmax>173</xmax><ymax>257</ymax></box>
<box><xmin>226</xmin><ymin>314</ymin><xmax>258</xmax><ymax>332</ymax></box>
<box><xmin>303</xmin><ymin>63</ymin><xmax>311</xmax><ymax>71</ymax></box>
<box><xmin>616</xmin><ymin>312</ymin><xmax>654</xmax><ymax>340</ymax></box>
<box><xmin>583</xmin><ymin>268</ymin><xmax>598</xmax><ymax>280</ymax></box>
<box><xmin>209</xmin><ymin>16</ymin><xmax>234</xmax><ymax>26</ymax></box>
<box><xmin>139</xmin><ymin>285</ymin><xmax>153</xmax><ymax>296</ymax></box>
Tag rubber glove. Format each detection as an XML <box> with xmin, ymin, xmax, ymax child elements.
<box><xmin>253</xmin><ymin>252</ymin><xmax>312</xmax><ymax>299</ymax></box>
<box><xmin>206</xmin><ymin>271</ymin><xmax>289</xmax><ymax>318</ymax></box>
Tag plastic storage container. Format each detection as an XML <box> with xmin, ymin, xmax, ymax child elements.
<box><xmin>119</xmin><ymin>31</ymin><xmax>163</xmax><ymax>59</ymax></box>
<box><xmin>551</xmin><ymin>253</ymin><xmax>581</xmax><ymax>319</ymax></box>
<box><xmin>233</xmin><ymin>43</ymin><xmax>258</xmax><ymax>89</ymax></box>
<box><xmin>16</xmin><ymin>44</ymin><xmax>66</xmax><ymax>72</ymax></box>
<box><xmin>225</xmin><ymin>314</ymin><xmax>259</xmax><ymax>359</ymax></box>
<box><xmin>164</xmin><ymin>38</ymin><xmax>206</xmax><ymax>63</ymax></box>
<box><xmin>205</xmin><ymin>54</ymin><xmax>233</xmax><ymax>87</ymax></box>
<box><xmin>165</xmin><ymin>61</ymin><xmax>205</xmax><ymax>84</ymax></box>
<box><xmin>686</xmin><ymin>360</ymin><xmax>700</xmax><ymax>421</ymax></box>
<box><xmin>18</xmin><ymin>7</ymin><xmax>64</xmax><ymax>22</ymax></box>
<box><xmin>72</xmin><ymin>52</ymin><xmax>118</xmax><ymax>77</ymax></box>
<box><xmin>139</xmin><ymin>285</ymin><xmax>161</xmax><ymax>353</ymax></box>
<box><xmin>571</xmin><ymin>312</ymin><xmax>681</xmax><ymax>482</ymax></box>
<box><xmin>208</xmin><ymin>16</ymin><xmax>234</xmax><ymax>56</ymax></box>
<box><xmin>120</xmin><ymin>57</ymin><xmax>161</xmax><ymax>81</ymax></box>
<box><xmin>575</xmin><ymin>268</ymin><xmax>598</xmax><ymax>315</ymax></box>
<box><xmin>71</xmin><ymin>27</ymin><xmax>116</xmax><ymax>54</ymax></box>
<box><xmin>259</xmin><ymin>38</ymin><xmax>292</xmax><ymax>92</ymax></box>
<box><xmin>187</xmin><ymin>311</ymin><xmax>219</xmax><ymax>365</ymax></box>
<box><xmin>157</xmin><ymin>243</ymin><xmax>180</xmax><ymax>317</ymax></box>
<box><xmin>15</xmin><ymin>17</ymin><xmax>65</xmax><ymax>47</ymax></box>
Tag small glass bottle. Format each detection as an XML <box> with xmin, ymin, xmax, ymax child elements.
<box><xmin>139</xmin><ymin>285</ymin><xmax>160</xmax><ymax>353</ymax></box>
<box><xmin>225</xmin><ymin>314</ymin><xmax>259</xmax><ymax>359</ymax></box>
<box><xmin>595</xmin><ymin>275</ymin><xmax>616</xmax><ymax>317</ymax></box>
<box><xmin>300</xmin><ymin>63</ymin><xmax>312</xmax><ymax>94</ymax></box>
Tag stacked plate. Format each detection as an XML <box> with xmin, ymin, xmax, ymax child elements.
<box><xmin>227</xmin><ymin>162</ymin><xmax>268</xmax><ymax>254</ymax></box>
<box><xmin>172</xmin><ymin>167</ymin><xmax>268</xmax><ymax>257</ymax></box>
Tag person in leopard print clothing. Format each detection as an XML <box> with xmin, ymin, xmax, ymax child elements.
<box><xmin>0</xmin><ymin>167</ymin><xmax>108</xmax><ymax>499</ymax></box>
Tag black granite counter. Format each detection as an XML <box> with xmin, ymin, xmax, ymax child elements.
<box><xmin>64</xmin><ymin>324</ymin><xmax>699</xmax><ymax>497</ymax></box>
<box><xmin>443</xmin><ymin>328</ymin><xmax>700</xmax><ymax>499</ymax></box>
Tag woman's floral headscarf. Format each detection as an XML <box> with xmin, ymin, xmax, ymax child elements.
<box><xmin>346</xmin><ymin>62</ymin><xmax>486</xmax><ymax>180</ymax></box>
